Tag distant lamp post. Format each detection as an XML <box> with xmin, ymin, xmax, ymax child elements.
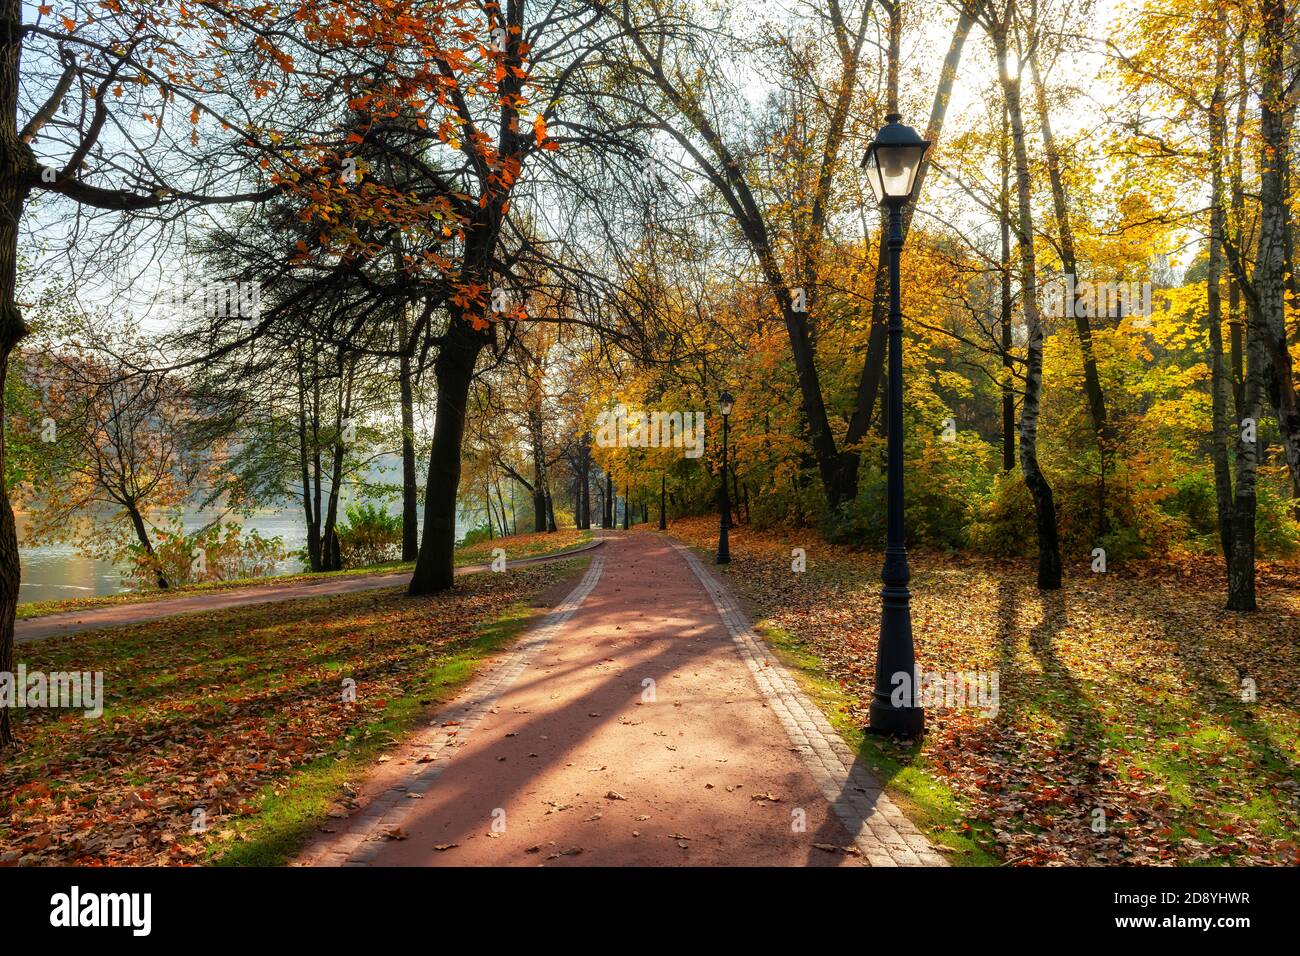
<box><xmin>861</xmin><ymin>114</ymin><xmax>929</xmax><ymax>736</ymax></box>
<box><xmin>716</xmin><ymin>391</ymin><xmax>734</xmax><ymax>564</ymax></box>
<box><xmin>623</xmin><ymin>477</ymin><xmax>630</xmax><ymax>530</ymax></box>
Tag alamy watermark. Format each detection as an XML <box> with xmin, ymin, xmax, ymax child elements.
<box><xmin>594</xmin><ymin>403</ymin><xmax>704</xmax><ymax>458</ymax></box>
<box><xmin>1</xmin><ymin>665</ymin><xmax>104</xmax><ymax>718</ymax></box>
<box><xmin>1042</xmin><ymin>274</ymin><xmax>1151</xmax><ymax>322</ymax></box>
<box><xmin>159</xmin><ymin>280</ymin><xmax>261</xmax><ymax>324</ymax></box>
<box><xmin>890</xmin><ymin>669</ymin><xmax>999</xmax><ymax>718</ymax></box>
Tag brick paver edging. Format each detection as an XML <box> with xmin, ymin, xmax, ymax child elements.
<box><xmin>674</xmin><ymin>543</ymin><xmax>948</xmax><ymax>867</ymax></box>
<box><xmin>300</xmin><ymin>555</ymin><xmax>607</xmax><ymax>866</ymax></box>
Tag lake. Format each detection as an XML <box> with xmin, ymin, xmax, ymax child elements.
<box><xmin>16</xmin><ymin>506</ymin><xmax>485</xmax><ymax>603</ymax></box>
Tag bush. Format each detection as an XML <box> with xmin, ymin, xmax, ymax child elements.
<box><xmin>458</xmin><ymin>522</ymin><xmax>494</xmax><ymax>548</ymax></box>
<box><xmin>1159</xmin><ymin>471</ymin><xmax>1221</xmax><ymax>553</ymax></box>
<box><xmin>124</xmin><ymin>520</ymin><xmax>286</xmax><ymax>590</ymax></box>
<box><xmin>969</xmin><ymin>468</ymin><xmax>1175</xmax><ymax>561</ymax></box>
<box><xmin>336</xmin><ymin>503</ymin><xmax>403</xmax><ymax>568</ymax></box>
<box><xmin>1256</xmin><ymin>480</ymin><xmax>1300</xmax><ymax>557</ymax></box>
<box><xmin>827</xmin><ymin>432</ymin><xmax>990</xmax><ymax>550</ymax></box>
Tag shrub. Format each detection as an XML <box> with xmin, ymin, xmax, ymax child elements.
<box><xmin>458</xmin><ymin>522</ymin><xmax>494</xmax><ymax>548</ymax></box>
<box><xmin>1255</xmin><ymin>479</ymin><xmax>1300</xmax><ymax>557</ymax></box>
<box><xmin>124</xmin><ymin>520</ymin><xmax>286</xmax><ymax>590</ymax></box>
<box><xmin>1159</xmin><ymin>471</ymin><xmax>1221</xmax><ymax>553</ymax></box>
<box><xmin>336</xmin><ymin>503</ymin><xmax>403</xmax><ymax>568</ymax></box>
<box><xmin>969</xmin><ymin>468</ymin><xmax>1175</xmax><ymax>561</ymax></box>
<box><xmin>827</xmin><ymin>432</ymin><xmax>990</xmax><ymax>550</ymax></box>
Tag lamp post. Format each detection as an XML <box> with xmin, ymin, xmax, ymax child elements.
<box><xmin>716</xmin><ymin>391</ymin><xmax>734</xmax><ymax>564</ymax></box>
<box><xmin>862</xmin><ymin>114</ymin><xmax>929</xmax><ymax>736</ymax></box>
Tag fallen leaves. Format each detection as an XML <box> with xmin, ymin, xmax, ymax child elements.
<box><xmin>668</xmin><ymin>516</ymin><xmax>1300</xmax><ymax>866</ymax></box>
<box><xmin>0</xmin><ymin>562</ymin><xmax>578</xmax><ymax>866</ymax></box>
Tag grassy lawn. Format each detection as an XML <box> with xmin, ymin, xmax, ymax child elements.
<box><xmin>17</xmin><ymin>528</ymin><xmax>595</xmax><ymax>620</ymax></box>
<box><xmin>452</xmin><ymin>528</ymin><xmax>593</xmax><ymax>567</ymax></box>
<box><xmin>0</xmin><ymin>557</ymin><xmax>589</xmax><ymax>865</ymax></box>
<box><xmin>665</xmin><ymin>517</ymin><xmax>1300</xmax><ymax>866</ymax></box>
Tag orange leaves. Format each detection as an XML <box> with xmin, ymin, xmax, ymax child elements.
<box><xmin>253</xmin><ymin>36</ymin><xmax>295</xmax><ymax>74</ymax></box>
<box><xmin>0</xmin><ymin>563</ymin><xmax>577</xmax><ymax>865</ymax></box>
<box><xmin>532</xmin><ymin>113</ymin><xmax>558</xmax><ymax>151</ymax></box>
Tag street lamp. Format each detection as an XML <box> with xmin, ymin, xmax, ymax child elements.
<box><xmin>862</xmin><ymin>114</ymin><xmax>929</xmax><ymax>736</ymax></box>
<box><xmin>716</xmin><ymin>391</ymin><xmax>734</xmax><ymax>564</ymax></box>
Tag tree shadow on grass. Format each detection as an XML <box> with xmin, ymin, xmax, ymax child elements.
<box><xmin>1120</xmin><ymin>591</ymin><xmax>1300</xmax><ymax>853</ymax></box>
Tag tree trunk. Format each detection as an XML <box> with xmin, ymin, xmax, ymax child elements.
<box><xmin>125</xmin><ymin>504</ymin><xmax>168</xmax><ymax>590</ymax></box>
<box><xmin>1228</xmin><ymin>39</ymin><xmax>1247</xmax><ymax>421</ymax></box>
<box><xmin>410</xmin><ymin>308</ymin><xmax>487</xmax><ymax>595</ymax></box>
<box><xmin>1208</xmin><ymin>28</ymin><xmax>1234</xmax><ymax>568</ymax></box>
<box><xmin>0</xmin><ymin>0</ymin><xmax>31</xmax><ymax>748</ymax></box>
<box><xmin>297</xmin><ymin>355</ymin><xmax>322</xmax><ymax>572</ymax></box>
<box><xmin>320</xmin><ymin>399</ymin><xmax>348</xmax><ymax>571</ymax></box>
<box><xmin>530</xmin><ymin>413</ymin><xmax>548</xmax><ymax>533</ymax></box>
<box><xmin>1255</xmin><ymin>0</ymin><xmax>1300</xmax><ymax>501</ymax></box>
<box><xmin>495</xmin><ymin>480</ymin><xmax>510</xmax><ymax>539</ymax></box>
<box><xmin>582</xmin><ymin>471</ymin><xmax>591</xmax><ymax>528</ymax></box>
<box><xmin>399</xmin><ymin>310</ymin><xmax>419</xmax><ymax>562</ymax></box>
<box><xmin>484</xmin><ymin>485</ymin><xmax>497</xmax><ymax>539</ymax></box>
<box><xmin>730</xmin><ymin>463</ymin><xmax>741</xmax><ymax>525</ymax></box>
<box><xmin>1000</xmin><ymin>98</ymin><xmax>1016</xmax><ymax>472</ymax></box>
<box><xmin>1001</xmin><ymin>43</ymin><xmax>1062</xmax><ymax>591</ymax></box>
<box><xmin>1029</xmin><ymin>57</ymin><xmax>1110</xmax><ymax>448</ymax></box>
<box><xmin>1228</xmin><ymin>0</ymin><xmax>1287</xmax><ymax>611</ymax></box>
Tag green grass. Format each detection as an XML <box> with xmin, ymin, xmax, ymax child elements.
<box><xmin>213</xmin><ymin>602</ymin><xmax>538</xmax><ymax>866</ymax></box>
<box><xmin>757</xmin><ymin>621</ymin><xmax>1000</xmax><ymax>866</ymax></box>
<box><xmin>452</xmin><ymin>528</ymin><xmax>594</xmax><ymax>567</ymax></box>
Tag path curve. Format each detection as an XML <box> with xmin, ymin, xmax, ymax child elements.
<box><xmin>16</xmin><ymin>535</ymin><xmax>604</xmax><ymax>644</ymax></box>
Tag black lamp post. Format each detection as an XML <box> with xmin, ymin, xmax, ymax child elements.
<box><xmin>716</xmin><ymin>391</ymin><xmax>734</xmax><ymax>564</ymax></box>
<box><xmin>622</xmin><ymin>475</ymin><xmax>629</xmax><ymax>530</ymax></box>
<box><xmin>862</xmin><ymin>114</ymin><xmax>929</xmax><ymax>736</ymax></box>
<box><xmin>658</xmin><ymin>474</ymin><xmax>667</xmax><ymax>530</ymax></box>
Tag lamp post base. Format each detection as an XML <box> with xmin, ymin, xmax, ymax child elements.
<box><xmin>868</xmin><ymin>698</ymin><xmax>924</xmax><ymax>736</ymax></box>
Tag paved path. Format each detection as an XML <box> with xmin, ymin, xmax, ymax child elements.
<box><xmin>16</xmin><ymin>537</ymin><xmax>604</xmax><ymax>644</ymax></box>
<box><xmin>299</xmin><ymin>532</ymin><xmax>944</xmax><ymax>867</ymax></box>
